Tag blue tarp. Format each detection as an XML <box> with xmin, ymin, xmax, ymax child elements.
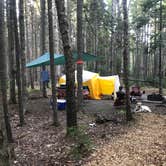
<box><xmin>26</xmin><ymin>52</ymin><xmax>98</xmax><ymax>68</ymax></box>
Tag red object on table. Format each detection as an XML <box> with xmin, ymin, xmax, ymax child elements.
<box><xmin>76</xmin><ymin>60</ymin><xmax>84</xmax><ymax>64</ymax></box>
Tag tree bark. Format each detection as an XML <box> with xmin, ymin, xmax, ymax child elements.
<box><xmin>0</xmin><ymin>1</ymin><xmax>12</xmax><ymax>164</ymax></box>
<box><xmin>47</xmin><ymin>0</ymin><xmax>58</xmax><ymax>126</ymax></box>
<box><xmin>153</xmin><ymin>13</ymin><xmax>157</xmax><ymax>86</ymax></box>
<box><xmin>159</xmin><ymin>0</ymin><xmax>162</xmax><ymax>94</ymax></box>
<box><xmin>55</xmin><ymin>0</ymin><xmax>77</xmax><ymax>130</ymax></box>
<box><xmin>110</xmin><ymin>0</ymin><xmax>116</xmax><ymax>75</ymax></box>
<box><xmin>40</xmin><ymin>0</ymin><xmax>47</xmax><ymax>97</ymax></box>
<box><xmin>122</xmin><ymin>0</ymin><xmax>132</xmax><ymax>121</ymax></box>
<box><xmin>19</xmin><ymin>0</ymin><xmax>27</xmax><ymax>113</ymax></box>
<box><xmin>12</xmin><ymin>0</ymin><xmax>25</xmax><ymax>126</ymax></box>
<box><xmin>0</xmin><ymin>102</ymin><xmax>10</xmax><ymax>166</ymax></box>
<box><xmin>7</xmin><ymin>0</ymin><xmax>16</xmax><ymax>104</ymax></box>
<box><xmin>0</xmin><ymin>0</ymin><xmax>13</xmax><ymax>144</ymax></box>
<box><xmin>77</xmin><ymin>0</ymin><xmax>83</xmax><ymax>111</ymax></box>
<box><xmin>34</xmin><ymin>9</ymin><xmax>38</xmax><ymax>82</ymax></box>
<box><xmin>67</xmin><ymin>0</ymin><xmax>72</xmax><ymax>42</ymax></box>
<box><xmin>1</xmin><ymin>80</ymin><xmax>13</xmax><ymax>143</ymax></box>
<box><xmin>25</xmin><ymin>1</ymin><xmax>34</xmax><ymax>89</ymax></box>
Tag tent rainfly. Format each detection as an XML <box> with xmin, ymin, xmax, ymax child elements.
<box><xmin>26</xmin><ymin>52</ymin><xmax>99</xmax><ymax>68</ymax></box>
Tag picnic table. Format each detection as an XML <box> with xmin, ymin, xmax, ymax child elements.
<box><xmin>57</xmin><ymin>85</ymin><xmax>90</xmax><ymax>99</ymax></box>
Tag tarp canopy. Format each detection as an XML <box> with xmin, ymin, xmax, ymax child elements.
<box><xmin>26</xmin><ymin>52</ymin><xmax>98</xmax><ymax>68</ymax></box>
<box><xmin>59</xmin><ymin>70</ymin><xmax>120</xmax><ymax>100</ymax></box>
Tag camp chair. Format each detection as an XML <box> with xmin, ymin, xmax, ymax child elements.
<box><xmin>130</xmin><ymin>86</ymin><xmax>141</xmax><ymax>96</ymax></box>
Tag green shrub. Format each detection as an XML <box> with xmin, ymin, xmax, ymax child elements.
<box><xmin>68</xmin><ymin>126</ymin><xmax>93</xmax><ymax>160</ymax></box>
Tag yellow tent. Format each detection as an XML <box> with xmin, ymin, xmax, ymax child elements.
<box><xmin>98</xmin><ymin>76</ymin><xmax>115</xmax><ymax>95</ymax></box>
<box><xmin>59</xmin><ymin>70</ymin><xmax>100</xmax><ymax>99</ymax></box>
<box><xmin>83</xmin><ymin>75</ymin><xmax>101</xmax><ymax>99</ymax></box>
<box><xmin>59</xmin><ymin>70</ymin><xmax>120</xmax><ymax>99</ymax></box>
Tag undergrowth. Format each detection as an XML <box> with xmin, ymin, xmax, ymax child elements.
<box><xmin>68</xmin><ymin>126</ymin><xmax>93</xmax><ymax>160</ymax></box>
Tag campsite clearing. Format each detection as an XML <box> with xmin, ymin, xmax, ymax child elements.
<box><xmin>11</xmin><ymin>90</ymin><xmax>166</xmax><ymax>165</ymax></box>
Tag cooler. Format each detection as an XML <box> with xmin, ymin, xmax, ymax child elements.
<box><xmin>57</xmin><ymin>99</ymin><xmax>66</xmax><ymax>110</ymax></box>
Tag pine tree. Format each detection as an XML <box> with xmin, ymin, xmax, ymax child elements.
<box><xmin>40</xmin><ymin>0</ymin><xmax>47</xmax><ymax>97</ymax></box>
<box><xmin>159</xmin><ymin>0</ymin><xmax>163</xmax><ymax>94</ymax></box>
<box><xmin>19</xmin><ymin>0</ymin><xmax>28</xmax><ymax>113</ymax></box>
<box><xmin>12</xmin><ymin>0</ymin><xmax>25</xmax><ymax>126</ymax></box>
<box><xmin>7</xmin><ymin>0</ymin><xmax>16</xmax><ymax>104</ymax></box>
<box><xmin>122</xmin><ymin>0</ymin><xmax>132</xmax><ymax>121</ymax></box>
<box><xmin>47</xmin><ymin>0</ymin><xmax>59</xmax><ymax>126</ymax></box>
<box><xmin>0</xmin><ymin>0</ymin><xmax>12</xmax><ymax>164</ymax></box>
<box><xmin>55</xmin><ymin>0</ymin><xmax>77</xmax><ymax>131</ymax></box>
<box><xmin>77</xmin><ymin>0</ymin><xmax>83</xmax><ymax>111</ymax></box>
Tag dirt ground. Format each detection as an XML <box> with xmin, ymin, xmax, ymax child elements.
<box><xmin>10</xmin><ymin>90</ymin><xmax>166</xmax><ymax>166</ymax></box>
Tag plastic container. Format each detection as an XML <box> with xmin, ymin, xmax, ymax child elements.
<box><xmin>57</xmin><ymin>99</ymin><xmax>66</xmax><ymax>110</ymax></box>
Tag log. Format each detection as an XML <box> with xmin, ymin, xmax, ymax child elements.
<box><xmin>141</xmin><ymin>100</ymin><xmax>163</xmax><ymax>104</ymax></box>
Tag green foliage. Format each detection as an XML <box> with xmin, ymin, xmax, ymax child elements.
<box><xmin>141</xmin><ymin>0</ymin><xmax>160</xmax><ymax>12</ymax></box>
<box><xmin>133</xmin><ymin>15</ymin><xmax>149</xmax><ymax>29</ymax></box>
<box><xmin>68</xmin><ymin>126</ymin><xmax>93</xmax><ymax>160</ymax></box>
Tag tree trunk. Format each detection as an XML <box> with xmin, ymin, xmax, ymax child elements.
<box><xmin>0</xmin><ymin>1</ymin><xmax>12</xmax><ymax>164</ymax></box>
<box><xmin>122</xmin><ymin>0</ymin><xmax>132</xmax><ymax>121</ymax></box>
<box><xmin>153</xmin><ymin>13</ymin><xmax>157</xmax><ymax>86</ymax></box>
<box><xmin>159</xmin><ymin>0</ymin><xmax>162</xmax><ymax>94</ymax></box>
<box><xmin>19</xmin><ymin>0</ymin><xmax>27</xmax><ymax>113</ymax></box>
<box><xmin>7</xmin><ymin>0</ymin><xmax>16</xmax><ymax>104</ymax></box>
<box><xmin>93</xmin><ymin>0</ymin><xmax>98</xmax><ymax>72</ymax></box>
<box><xmin>25</xmin><ymin>1</ymin><xmax>34</xmax><ymax>89</ymax></box>
<box><xmin>77</xmin><ymin>0</ymin><xmax>83</xmax><ymax>111</ymax></box>
<box><xmin>135</xmin><ymin>30</ymin><xmax>140</xmax><ymax>80</ymax></box>
<box><xmin>0</xmin><ymin>101</ymin><xmax>10</xmax><ymax>166</ymax></box>
<box><xmin>55</xmin><ymin>0</ymin><xmax>77</xmax><ymax>131</ymax></box>
<box><xmin>110</xmin><ymin>0</ymin><xmax>116</xmax><ymax>75</ymax></box>
<box><xmin>116</xmin><ymin>0</ymin><xmax>123</xmax><ymax>76</ymax></box>
<box><xmin>34</xmin><ymin>10</ymin><xmax>38</xmax><ymax>83</ymax></box>
<box><xmin>40</xmin><ymin>0</ymin><xmax>46</xmax><ymax>54</ymax></box>
<box><xmin>40</xmin><ymin>0</ymin><xmax>47</xmax><ymax>97</ymax></box>
<box><xmin>30</xmin><ymin>6</ymin><xmax>35</xmax><ymax>89</ymax></box>
<box><xmin>1</xmin><ymin>0</ymin><xmax>13</xmax><ymax>144</ymax></box>
<box><xmin>47</xmin><ymin>0</ymin><xmax>58</xmax><ymax>126</ymax></box>
<box><xmin>12</xmin><ymin>0</ymin><xmax>25</xmax><ymax>126</ymax></box>
<box><xmin>67</xmin><ymin>0</ymin><xmax>72</xmax><ymax>42</ymax></box>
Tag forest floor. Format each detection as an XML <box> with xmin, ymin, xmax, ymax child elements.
<box><xmin>10</xmin><ymin>89</ymin><xmax>166</xmax><ymax>166</ymax></box>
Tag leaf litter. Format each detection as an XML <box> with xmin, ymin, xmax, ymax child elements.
<box><xmin>9</xmin><ymin>92</ymin><xmax>166</xmax><ymax>166</ymax></box>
